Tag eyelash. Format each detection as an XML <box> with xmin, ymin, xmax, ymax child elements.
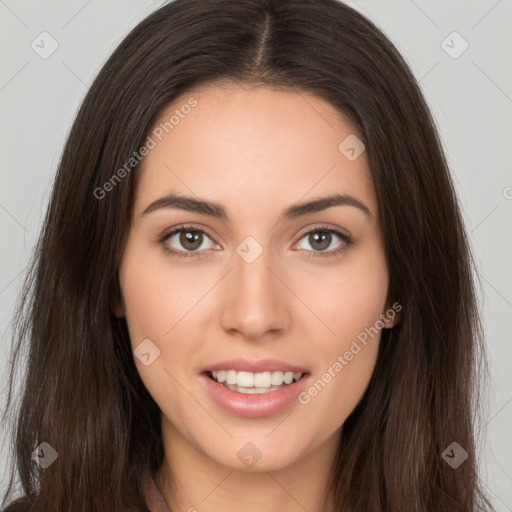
<box><xmin>157</xmin><ymin>223</ymin><xmax>353</xmax><ymax>259</ymax></box>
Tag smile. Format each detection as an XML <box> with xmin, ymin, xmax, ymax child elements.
<box><xmin>201</xmin><ymin>369</ymin><xmax>310</xmax><ymax>418</ymax></box>
<box><xmin>208</xmin><ymin>370</ymin><xmax>304</xmax><ymax>393</ymax></box>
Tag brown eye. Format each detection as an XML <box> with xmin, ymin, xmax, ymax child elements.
<box><xmin>295</xmin><ymin>226</ymin><xmax>352</xmax><ymax>258</ymax></box>
<box><xmin>308</xmin><ymin>231</ymin><xmax>332</xmax><ymax>251</ymax></box>
<box><xmin>178</xmin><ymin>230</ymin><xmax>203</xmax><ymax>251</ymax></box>
<box><xmin>160</xmin><ymin>225</ymin><xmax>217</xmax><ymax>257</ymax></box>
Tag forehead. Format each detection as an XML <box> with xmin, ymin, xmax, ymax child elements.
<box><xmin>135</xmin><ymin>83</ymin><xmax>377</xmax><ymax>221</ymax></box>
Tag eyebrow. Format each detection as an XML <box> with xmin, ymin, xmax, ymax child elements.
<box><xmin>142</xmin><ymin>192</ymin><xmax>372</xmax><ymax>221</ymax></box>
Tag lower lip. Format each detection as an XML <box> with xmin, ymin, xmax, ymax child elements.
<box><xmin>200</xmin><ymin>373</ymin><xmax>310</xmax><ymax>418</ymax></box>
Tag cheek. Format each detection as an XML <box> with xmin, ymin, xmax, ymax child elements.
<box><xmin>119</xmin><ymin>240</ymin><xmax>215</xmax><ymax>396</ymax></box>
<box><xmin>119</xmin><ymin>239</ymin><xmax>206</xmax><ymax>343</ymax></box>
<box><xmin>118</xmin><ymin>246</ymin><xmax>200</xmax><ymax>422</ymax></box>
<box><xmin>297</xmin><ymin>295</ymin><xmax>384</xmax><ymax>437</ymax></box>
<box><xmin>296</xmin><ymin>247</ymin><xmax>388</xmax><ymax>426</ymax></box>
<box><xmin>305</xmin><ymin>242</ymin><xmax>389</xmax><ymax>345</ymax></box>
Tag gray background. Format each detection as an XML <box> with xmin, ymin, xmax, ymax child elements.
<box><xmin>1</xmin><ymin>0</ymin><xmax>511</xmax><ymax>509</ymax></box>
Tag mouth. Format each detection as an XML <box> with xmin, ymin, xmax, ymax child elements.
<box><xmin>201</xmin><ymin>369</ymin><xmax>311</xmax><ymax>417</ymax></box>
<box><xmin>205</xmin><ymin>370</ymin><xmax>307</xmax><ymax>394</ymax></box>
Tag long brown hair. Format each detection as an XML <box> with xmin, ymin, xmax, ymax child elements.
<box><xmin>1</xmin><ymin>0</ymin><xmax>494</xmax><ymax>510</ymax></box>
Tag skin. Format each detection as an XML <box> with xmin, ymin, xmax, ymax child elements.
<box><xmin>117</xmin><ymin>82</ymin><xmax>399</xmax><ymax>512</ymax></box>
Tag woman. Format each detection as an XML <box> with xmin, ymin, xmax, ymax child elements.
<box><xmin>1</xmin><ymin>0</ymin><xmax>494</xmax><ymax>510</ymax></box>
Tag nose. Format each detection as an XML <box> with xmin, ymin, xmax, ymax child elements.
<box><xmin>219</xmin><ymin>244</ymin><xmax>291</xmax><ymax>341</ymax></box>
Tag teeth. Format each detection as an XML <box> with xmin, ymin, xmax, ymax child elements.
<box><xmin>211</xmin><ymin>370</ymin><xmax>303</xmax><ymax>388</ymax></box>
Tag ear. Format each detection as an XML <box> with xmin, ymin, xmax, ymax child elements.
<box><xmin>381</xmin><ymin>299</ymin><xmax>402</xmax><ymax>328</ymax></box>
<box><xmin>111</xmin><ymin>298</ymin><xmax>125</xmax><ymax>318</ymax></box>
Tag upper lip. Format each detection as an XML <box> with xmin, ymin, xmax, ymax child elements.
<box><xmin>202</xmin><ymin>358</ymin><xmax>309</xmax><ymax>374</ymax></box>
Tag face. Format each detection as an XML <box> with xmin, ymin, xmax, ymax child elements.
<box><xmin>118</xmin><ymin>83</ymin><xmax>396</xmax><ymax>473</ymax></box>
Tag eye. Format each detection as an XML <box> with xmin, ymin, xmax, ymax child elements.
<box><xmin>158</xmin><ymin>224</ymin><xmax>217</xmax><ymax>258</ymax></box>
<box><xmin>294</xmin><ymin>225</ymin><xmax>352</xmax><ymax>258</ymax></box>
<box><xmin>157</xmin><ymin>223</ymin><xmax>352</xmax><ymax>259</ymax></box>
